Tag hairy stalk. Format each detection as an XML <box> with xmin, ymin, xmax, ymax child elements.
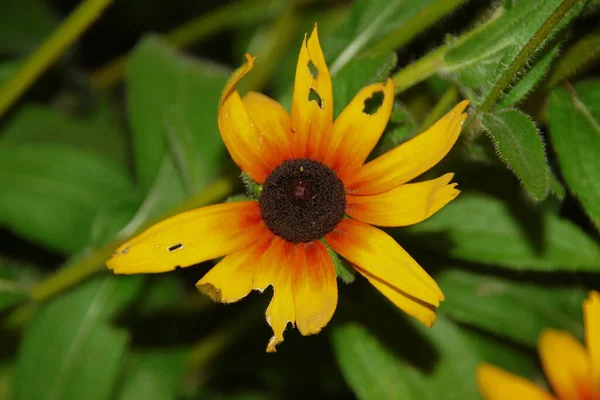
<box><xmin>0</xmin><ymin>0</ymin><xmax>114</xmax><ymax>118</ymax></box>
<box><xmin>479</xmin><ymin>0</ymin><xmax>583</xmax><ymax>112</ymax></box>
<box><xmin>391</xmin><ymin>8</ymin><xmax>502</xmax><ymax>94</ymax></box>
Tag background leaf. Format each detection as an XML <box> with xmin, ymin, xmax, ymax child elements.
<box><xmin>332</xmin><ymin>323</ymin><xmax>426</xmax><ymax>400</ymax></box>
<box><xmin>0</xmin><ymin>0</ymin><xmax>58</xmax><ymax>55</ymax></box>
<box><xmin>548</xmin><ymin>80</ymin><xmax>600</xmax><ymax>232</ymax></box>
<box><xmin>406</xmin><ymin>194</ymin><xmax>600</xmax><ymax>271</ymax></box>
<box><xmin>14</xmin><ymin>275</ymin><xmax>143</xmax><ymax>400</ymax></box>
<box><xmin>438</xmin><ymin>268</ymin><xmax>585</xmax><ymax>346</ymax></box>
<box><xmin>117</xmin><ymin>348</ymin><xmax>187</xmax><ymax>400</ymax></box>
<box><xmin>0</xmin><ymin>143</ymin><xmax>135</xmax><ymax>253</ymax></box>
<box><xmin>127</xmin><ymin>35</ymin><xmax>229</xmax><ymax>194</ymax></box>
<box><xmin>480</xmin><ymin>109</ymin><xmax>550</xmax><ymax>201</ymax></box>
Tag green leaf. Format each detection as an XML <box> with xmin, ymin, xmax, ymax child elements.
<box><xmin>480</xmin><ymin>109</ymin><xmax>550</xmax><ymax>201</ymax></box>
<box><xmin>14</xmin><ymin>275</ymin><xmax>143</xmax><ymax>400</ymax></box>
<box><xmin>1</xmin><ymin>103</ymin><xmax>129</xmax><ymax>167</ymax></box>
<box><xmin>548</xmin><ymin>80</ymin><xmax>600</xmax><ymax>231</ymax></box>
<box><xmin>443</xmin><ymin>0</ymin><xmax>585</xmax><ymax>100</ymax></box>
<box><xmin>413</xmin><ymin>316</ymin><xmax>482</xmax><ymax>400</ymax></box>
<box><xmin>331</xmin><ymin>52</ymin><xmax>397</xmax><ymax>117</ymax></box>
<box><xmin>407</xmin><ymin>194</ymin><xmax>600</xmax><ymax>271</ymax></box>
<box><xmin>460</xmin><ymin>328</ymin><xmax>537</xmax><ymax>379</ymax></box>
<box><xmin>332</xmin><ymin>323</ymin><xmax>425</xmax><ymax>400</ymax></box>
<box><xmin>0</xmin><ymin>143</ymin><xmax>135</xmax><ymax>254</ymax></box>
<box><xmin>127</xmin><ymin>35</ymin><xmax>229</xmax><ymax>194</ymax></box>
<box><xmin>497</xmin><ymin>39</ymin><xmax>562</xmax><ymax>107</ymax></box>
<box><xmin>0</xmin><ymin>0</ymin><xmax>58</xmax><ymax>55</ymax></box>
<box><xmin>438</xmin><ymin>269</ymin><xmax>585</xmax><ymax>346</ymax></box>
<box><xmin>117</xmin><ymin>348</ymin><xmax>186</xmax><ymax>400</ymax></box>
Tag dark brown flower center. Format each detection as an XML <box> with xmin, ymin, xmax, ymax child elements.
<box><xmin>259</xmin><ymin>158</ymin><xmax>346</xmax><ymax>243</ymax></box>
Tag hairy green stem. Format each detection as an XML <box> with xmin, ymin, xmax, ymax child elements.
<box><xmin>0</xmin><ymin>0</ymin><xmax>114</xmax><ymax>118</ymax></box>
<box><xmin>479</xmin><ymin>0</ymin><xmax>583</xmax><ymax>112</ymax></box>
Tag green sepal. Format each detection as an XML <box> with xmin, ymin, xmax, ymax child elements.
<box><xmin>240</xmin><ymin>171</ymin><xmax>262</xmax><ymax>199</ymax></box>
<box><xmin>226</xmin><ymin>194</ymin><xmax>254</xmax><ymax>203</ymax></box>
<box><xmin>323</xmin><ymin>241</ymin><xmax>356</xmax><ymax>284</ymax></box>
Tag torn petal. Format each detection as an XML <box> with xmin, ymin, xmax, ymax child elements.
<box><xmin>291</xmin><ymin>24</ymin><xmax>333</xmax><ymax>160</ymax></box>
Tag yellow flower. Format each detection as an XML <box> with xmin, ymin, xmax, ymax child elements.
<box><xmin>106</xmin><ymin>25</ymin><xmax>469</xmax><ymax>352</ymax></box>
<box><xmin>477</xmin><ymin>291</ymin><xmax>600</xmax><ymax>400</ymax></box>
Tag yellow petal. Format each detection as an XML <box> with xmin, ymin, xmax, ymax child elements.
<box><xmin>346</xmin><ymin>100</ymin><xmax>469</xmax><ymax>195</ymax></box>
<box><xmin>243</xmin><ymin>91</ymin><xmax>294</xmax><ymax>162</ymax></box>
<box><xmin>354</xmin><ymin>264</ymin><xmax>437</xmax><ymax>327</ymax></box>
<box><xmin>253</xmin><ymin>236</ymin><xmax>296</xmax><ymax>352</ymax></box>
<box><xmin>346</xmin><ymin>173</ymin><xmax>459</xmax><ymax>227</ymax></box>
<box><xmin>326</xmin><ymin>79</ymin><xmax>395</xmax><ymax>178</ymax></box>
<box><xmin>107</xmin><ymin>201</ymin><xmax>264</xmax><ymax>274</ymax></box>
<box><xmin>292</xmin><ymin>241</ymin><xmax>337</xmax><ymax>336</ymax></box>
<box><xmin>219</xmin><ymin>54</ymin><xmax>278</xmax><ymax>183</ymax></box>
<box><xmin>584</xmin><ymin>291</ymin><xmax>600</xmax><ymax>399</ymax></box>
<box><xmin>325</xmin><ymin>219</ymin><xmax>443</xmax><ymax>309</ymax></box>
<box><xmin>477</xmin><ymin>363</ymin><xmax>555</xmax><ymax>400</ymax></box>
<box><xmin>196</xmin><ymin>232</ymin><xmax>273</xmax><ymax>303</ymax></box>
<box><xmin>290</xmin><ymin>24</ymin><xmax>333</xmax><ymax>160</ymax></box>
<box><xmin>539</xmin><ymin>329</ymin><xmax>592</xmax><ymax>400</ymax></box>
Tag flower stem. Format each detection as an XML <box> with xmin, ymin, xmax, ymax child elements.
<box><xmin>5</xmin><ymin>177</ymin><xmax>235</xmax><ymax>327</ymax></box>
<box><xmin>479</xmin><ymin>0</ymin><xmax>584</xmax><ymax>112</ymax></box>
<box><xmin>0</xmin><ymin>0</ymin><xmax>114</xmax><ymax>118</ymax></box>
<box><xmin>391</xmin><ymin>8</ymin><xmax>502</xmax><ymax>94</ymax></box>
<box><xmin>89</xmin><ymin>0</ymin><xmax>281</xmax><ymax>90</ymax></box>
<box><xmin>392</xmin><ymin>45</ymin><xmax>448</xmax><ymax>94</ymax></box>
<box><xmin>370</xmin><ymin>0</ymin><xmax>468</xmax><ymax>54</ymax></box>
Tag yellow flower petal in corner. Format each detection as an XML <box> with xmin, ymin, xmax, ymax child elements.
<box><xmin>346</xmin><ymin>173</ymin><xmax>459</xmax><ymax>227</ymax></box>
<box><xmin>346</xmin><ymin>100</ymin><xmax>469</xmax><ymax>195</ymax></box>
<box><xmin>325</xmin><ymin>79</ymin><xmax>395</xmax><ymax>177</ymax></box>
<box><xmin>292</xmin><ymin>241</ymin><xmax>337</xmax><ymax>336</ymax></box>
<box><xmin>584</xmin><ymin>291</ymin><xmax>600</xmax><ymax>398</ymax></box>
<box><xmin>291</xmin><ymin>24</ymin><xmax>333</xmax><ymax>160</ymax></box>
<box><xmin>477</xmin><ymin>363</ymin><xmax>555</xmax><ymax>400</ymax></box>
<box><xmin>325</xmin><ymin>219</ymin><xmax>443</xmax><ymax>311</ymax></box>
<box><xmin>539</xmin><ymin>329</ymin><xmax>592</xmax><ymax>400</ymax></box>
<box><xmin>107</xmin><ymin>201</ymin><xmax>264</xmax><ymax>275</ymax></box>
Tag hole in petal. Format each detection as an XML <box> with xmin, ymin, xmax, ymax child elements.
<box><xmin>168</xmin><ymin>243</ymin><xmax>184</xmax><ymax>252</ymax></box>
<box><xmin>308</xmin><ymin>87</ymin><xmax>323</xmax><ymax>109</ymax></box>
<box><xmin>308</xmin><ymin>60</ymin><xmax>319</xmax><ymax>79</ymax></box>
<box><xmin>363</xmin><ymin>90</ymin><xmax>385</xmax><ymax>115</ymax></box>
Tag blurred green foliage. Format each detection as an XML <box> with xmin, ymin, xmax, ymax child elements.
<box><xmin>1</xmin><ymin>0</ymin><xmax>600</xmax><ymax>399</ymax></box>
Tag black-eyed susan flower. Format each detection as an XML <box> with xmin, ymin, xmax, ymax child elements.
<box><xmin>107</xmin><ymin>25</ymin><xmax>469</xmax><ymax>352</ymax></box>
<box><xmin>477</xmin><ymin>291</ymin><xmax>600</xmax><ymax>400</ymax></box>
